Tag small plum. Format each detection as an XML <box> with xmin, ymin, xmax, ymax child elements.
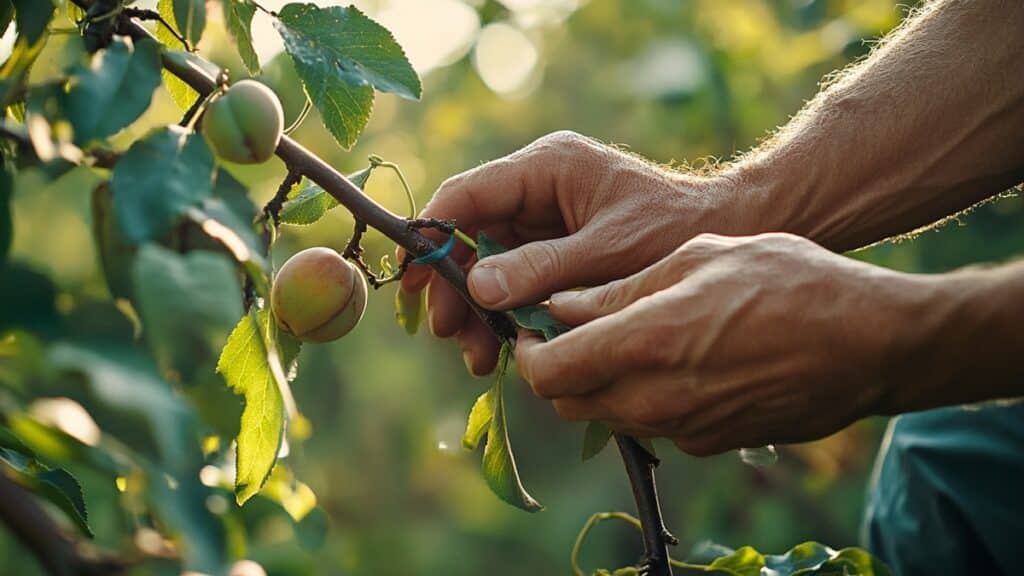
<box><xmin>201</xmin><ymin>79</ymin><xmax>284</xmax><ymax>164</ymax></box>
<box><xmin>271</xmin><ymin>247</ymin><xmax>367</xmax><ymax>343</ymax></box>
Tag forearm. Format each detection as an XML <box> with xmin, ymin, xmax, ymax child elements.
<box><xmin>719</xmin><ymin>0</ymin><xmax>1024</xmax><ymax>252</ymax></box>
<box><xmin>883</xmin><ymin>259</ymin><xmax>1024</xmax><ymax>414</ymax></box>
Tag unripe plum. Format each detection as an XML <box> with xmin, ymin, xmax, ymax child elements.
<box><xmin>201</xmin><ymin>79</ymin><xmax>284</xmax><ymax>164</ymax></box>
<box><xmin>271</xmin><ymin>247</ymin><xmax>367</xmax><ymax>343</ymax></box>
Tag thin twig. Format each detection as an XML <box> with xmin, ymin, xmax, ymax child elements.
<box><xmin>263</xmin><ymin>168</ymin><xmax>302</xmax><ymax>226</ymax></box>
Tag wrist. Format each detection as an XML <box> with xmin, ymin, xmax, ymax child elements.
<box><xmin>697</xmin><ymin>159</ymin><xmax>809</xmax><ymax>240</ymax></box>
<box><xmin>878</xmin><ymin>263</ymin><xmax>1024</xmax><ymax>414</ymax></box>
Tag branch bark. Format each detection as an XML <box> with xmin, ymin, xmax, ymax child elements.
<box><xmin>61</xmin><ymin>4</ymin><xmax>678</xmax><ymax>574</ymax></box>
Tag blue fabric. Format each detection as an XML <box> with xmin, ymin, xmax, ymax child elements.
<box><xmin>411</xmin><ymin>234</ymin><xmax>456</xmax><ymax>265</ymax></box>
<box><xmin>863</xmin><ymin>401</ymin><xmax>1024</xmax><ymax>576</ymax></box>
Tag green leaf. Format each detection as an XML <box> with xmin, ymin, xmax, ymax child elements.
<box><xmin>157</xmin><ymin>0</ymin><xmax>199</xmax><ymax>108</ymax></box>
<box><xmin>676</xmin><ymin>541</ymin><xmax>892</xmax><ymax>576</ymax></box>
<box><xmin>133</xmin><ymin>245</ymin><xmax>243</xmax><ymax>384</ymax></box>
<box><xmin>112</xmin><ymin>126</ymin><xmax>215</xmax><ymax>243</ymax></box>
<box><xmin>394</xmin><ymin>287</ymin><xmax>425</xmax><ymax>335</ymax></box>
<box><xmin>275</xmin><ymin>3</ymin><xmax>421</xmax><ymax>148</ymax></box>
<box><xmin>0</xmin><ymin>33</ymin><xmax>46</xmax><ymax>109</ymax></box>
<box><xmin>509</xmin><ymin>304</ymin><xmax>571</xmax><ymax>341</ymax></box>
<box><xmin>217</xmin><ymin>308</ymin><xmax>299</xmax><ymax>504</ymax></box>
<box><xmin>49</xmin><ymin>343</ymin><xmax>200</xmax><ymax>470</ymax></box>
<box><xmin>63</xmin><ymin>37</ymin><xmax>163</xmax><ymax>145</ymax></box>
<box><xmin>480</xmin><ymin>343</ymin><xmax>542</xmax><ymax>512</ymax></box>
<box><xmin>173</xmin><ymin>0</ymin><xmax>206</xmax><ymax>47</ymax></box>
<box><xmin>0</xmin><ymin>442</ymin><xmax>93</xmax><ymax>537</ymax></box>
<box><xmin>581</xmin><ymin>421</ymin><xmax>613</xmax><ymax>461</ymax></box>
<box><xmin>279</xmin><ymin>165</ymin><xmax>372</xmax><ymax>225</ymax></box>
<box><xmin>462</xmin><ymin>388</ymin><xmax>493</xmax><ymax>450</ymax></box>
<box><xmin>11</xmin><ymin>0</ymin><xmax>54</xmax><ymax>45</ymax></box>
<box><xmin>0</xmin><ymin>1</ymin><xmax>13</xmax><ymax>37</ymax></box>
<box><xmin>220</xmin><ymin>0</ymin><xmax>259</xmax><ymax>74</ymax></box>
<box><xmin>474</xmin><ymin>231</ymin><xmax>506</xmax><ymax>260</ymax></box>
<box><xmin>92</xmin><ymin>183</ymin><xmax>136</xmax><ymax>300</ymax></box>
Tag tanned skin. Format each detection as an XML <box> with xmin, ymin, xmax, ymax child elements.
<box><xmin>401</xmin><ymin>0</ymin><xmax>1024</xmax><ymax>455</ymax></box>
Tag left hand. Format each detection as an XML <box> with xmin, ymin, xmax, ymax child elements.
<box><xmin>515</xmin><ymin>233</ymin><xmax>940</xmax><ymax>455</ymax></box>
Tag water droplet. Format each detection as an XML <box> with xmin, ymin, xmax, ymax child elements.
<box><xmin>738</xmin><ymin>445</ymin><xmax>778</xmax><ymax>468</ymax></box>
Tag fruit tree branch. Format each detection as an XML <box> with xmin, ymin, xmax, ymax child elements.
<box><xmin>63</xmin><ymin>4</ymin><xmax>677</xmax><ymax>574</ymax></box>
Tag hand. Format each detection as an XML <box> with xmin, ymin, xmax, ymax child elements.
<box><xmin>401</xmin><ymin>131</ymin><xmax>750</xmax><ymax>375</ymax></box>
<box><xmin>515</xmin><ymin>233</ymin><xmax>941</xmax><ymax>455</ymax></box>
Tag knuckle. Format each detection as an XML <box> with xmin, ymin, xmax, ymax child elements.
<box><xmin>621</xmin><ymin>324</ymin><xmax>677</xmax><ymax>370</ymax></box>
<box><xmin>519</xmin><ymin>241</ymin><xmax>563</xmax><ymax>283</ymax></box>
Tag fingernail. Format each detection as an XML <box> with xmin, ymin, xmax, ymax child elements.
<box><xmin>550</xmin><ymin>290</ymin><xmax>581</xmax><ymax>306</ymax></box>
<box><xmin>470</xmin><ymin>264</ymin><xmax>510</xmax><ymax>306</ymax></box>
<box><xmin>462</xmin><ymin>350</ymin><xmax>477</xmax><ymax>376</ymax></box>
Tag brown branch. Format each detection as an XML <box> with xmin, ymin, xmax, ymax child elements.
<box><xmin>65</xmin><ymin>3</ymin><xmax>677</xmax><ymax>574</ymax></box>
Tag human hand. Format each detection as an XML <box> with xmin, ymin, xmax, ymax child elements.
<box><xmin>515</xmin><ymin>233</ymin><xmax>940</xmax><ymax>455</ymax></box>
<box><xmin>400</xmin><ymin>131</ymin><xmax>749</xmax><ymax>375</ymax></box>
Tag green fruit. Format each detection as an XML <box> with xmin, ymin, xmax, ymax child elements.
<box><xmin>271</xmin><ymin>247</ymin><xmax>367</xmax><ymax>343</ymax></box>
<box><xmin>201</xmin><ymin>79</ymin><xmax>284</xmax><ymax>164</ymax></box>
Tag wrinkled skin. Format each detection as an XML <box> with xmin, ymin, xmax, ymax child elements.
<box><xmin>271</xmin><ymin>247</ymin><xmax>367</xmax><ymax>343</ymax></box>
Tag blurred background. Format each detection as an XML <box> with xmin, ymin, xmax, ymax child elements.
<box><xmin>4</xmin><ymin>0</ymin><xmax>1024</xmax><ymax>574</ymax></box>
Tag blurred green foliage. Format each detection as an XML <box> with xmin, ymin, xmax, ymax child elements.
<box><xmin>3</xmin><ymin>0</ymin><xmax>1022</xmax><ymax>574</ymax></box>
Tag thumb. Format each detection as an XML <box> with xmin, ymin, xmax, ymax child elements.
<box><xmin>548</xmin><ymin>253</ymin><xmax>686</xmax><ymax>326</ymax></box>
<box><xmin>467</xmin><ymin>235</ymin><xmax>594</xmax><ymax>310</ymax></box>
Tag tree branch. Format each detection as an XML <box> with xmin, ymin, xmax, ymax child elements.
<box><xmin>65</xmin><ymin>4</ymin><xmax>677</xmax><ymax>574</ymax></box>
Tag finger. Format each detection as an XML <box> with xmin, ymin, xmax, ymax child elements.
<box><xmin>457</xmin><ymin>315</ymin><xmax>500</xmax><ymax>376</ymax></box>
<box><xmin>468</xmin><ymin>233</ymin><xmax>605</xmax><ymax>310</ymax></box>
<box><xmin>549</xmin><ymin>233</ymin><xmax>731</xmax><ymax>325</ymax></box>
<box><xmin>427</xmin><ymin>277</ymin><xmax>468</xmax><ymax>338</ymax></box>
<box><xmin>514</xmin><ymin>299</ymin><xmax>664</xmax><ymax>398</ymax></box>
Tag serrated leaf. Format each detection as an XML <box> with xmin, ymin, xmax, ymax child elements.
<box><xmin>220</xmin><ymin>0</ymin><xmax>259</xmax><ymax>74</ymax></box>
<box><xmin>0</xmin><ymin>443</ymin><xmax>93</xmax><ymax>537</ymax></box>
<box><xmin>11</xmin><ymin>0</ymin><xmax>54</xmax><ymax>45</ymax></box>
<box><xmin>581</xmin><ymin>421</ymin><xmax>613</xmax><ymax>461</ymax></box>
<box><xmin>462</xmin><ymin>388</ymin><xmax>493</xmax><ymax>450</ymax></box>
<box><xmin>134</xmin><ymin>245</ymin><xmax>242</xmax><ymax>383</ymax></box>
<box><xmin>275</xmin><ymin>3</ymin><xmax>420</xmax><ymax>148</ymax></box>
<box><xmin>112</xmin><ymin>126</ymin><xmax>215</xmax><ymax>243</ymax></box>
<box><xmin>63</xmin><ymin>37</ymin><xmax>162</xmax><ymax>145</ymax></box>
<box><xmin>279</xmin><ymin>165</ymin><xmax>373</xmax><ymax>225</ymax></box>
<box><xmin>173</xmin><ymin>0</ymin><xmax>206</xmax><ymax>47</ymax></box>
<box><xmin>480</xmin><ymin>343</ymin><xmax>542</xmax><ymax>512</ymax></box>
<box><xmin>217</xmin><ymin>309</ymin><xmax>300</xmax><ymax>504</ymax></box>
<box><xmin>394</xmin><ymin>287</ymin><xmax>425</xmax><ymax>335</ymax></box>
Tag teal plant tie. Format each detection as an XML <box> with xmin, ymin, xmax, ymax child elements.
<box><xmin>412</xmin><ymin>234</ymin><xmax>456</xmax><ymax>265</ymax></box>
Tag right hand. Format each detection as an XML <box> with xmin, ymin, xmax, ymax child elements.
<box><xmin>400</xmin><ymin>131</ymin><xmax>744</xmax><ymax>375</ymax></box>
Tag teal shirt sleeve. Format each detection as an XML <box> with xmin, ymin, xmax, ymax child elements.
<box><xmin>862</xmin><ymin>401</ymin><xmax>1024</xmax><ymax>576</ymax></box>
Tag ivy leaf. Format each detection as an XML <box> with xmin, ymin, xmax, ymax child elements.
<box><xmin>279</xmin><ymin>165</ymin><xmax>373</xmax><ymax>225</ymax></box>
<box><xmin>173</xmin><ymin>0</ymin><xmax>206</xmax><ymax>47</ymax></box>
<box><xmin>480</xmin><ymin>343</ymin><xmax>542</xmax><ymax>512</ymax></box>
<box><xmin>133</xmin><ymin>245</ymin><xmax>243</xmax><ymax>384</ymax></box>
<box><xmin>581</xmin><ymin>421</ymin><xmax>613</xmax><ymax>462</ymax></box>
<box><xmin>217</xmin><ymin>308</ymin><xmax>299</xmax><ymax>505</ymax></box>
<box><xmin>63</xmin><ymin>37</ymin><xmax>162</xmax><ymax>145</ymax></box>
<box><xmin>112</xmin><ymin>126</ymin><xmax>215</xmax><ymax>243</ymax></box>
<box><xmin>11</xmin><ymin>0</ymin><xmax>54</xmax><ymax>45</ymax></box>
<box><xmin>462</xmin><ymin>387</ymin><xmax>493</xmax><ymax>450</ymax></box>
<box><xmin>275</xmin><ymin>3</ymin><xmax>420</xmax><ymax>148</ymax></box>
<box><xmin>219</xmin><ymin>0</ymin><xmax>259</xmax><ymax>74</ymax></box>
<box><xmin>394</xmin><ymin>286</ymin><xmax>426</xmax><ymax>335</ymax></box>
